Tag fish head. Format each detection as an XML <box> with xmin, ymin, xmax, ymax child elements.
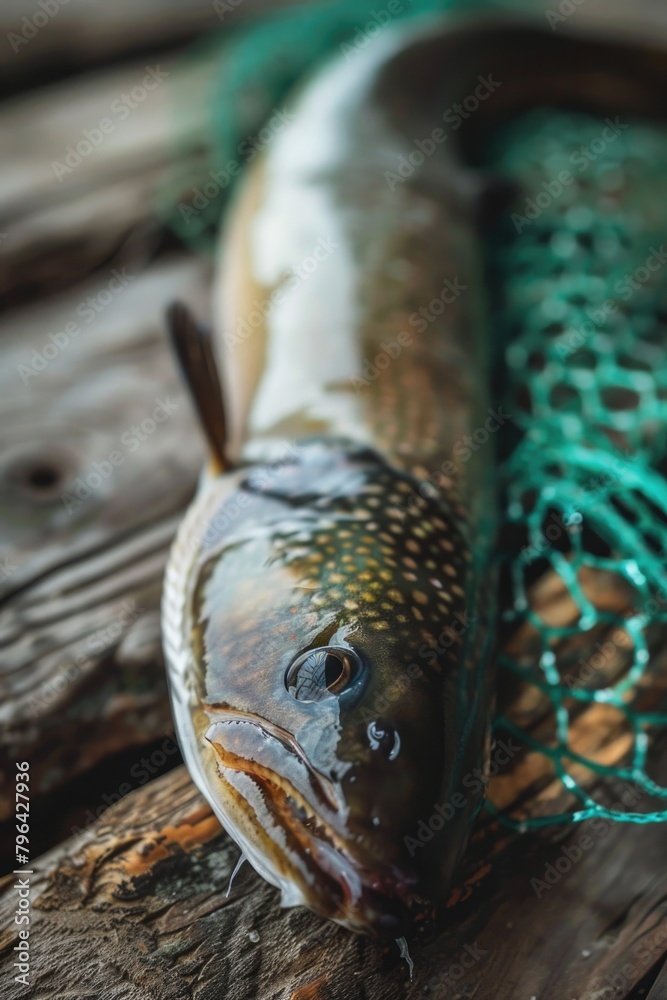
<box><xmin>168</xmin><ymin>440</ymin><xmax>492</xmax><ymax>937</ymax></box>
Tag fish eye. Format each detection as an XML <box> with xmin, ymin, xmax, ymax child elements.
<box><xmin>285</xmin><ymin>646</ymin><xmax>362</xmax><ymax>703</ymax></box>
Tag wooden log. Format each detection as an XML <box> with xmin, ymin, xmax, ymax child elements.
<box><xmin>2</xmin><ymin>761</ymin><xmax>666</xmax><ymax>1000</ymax></box>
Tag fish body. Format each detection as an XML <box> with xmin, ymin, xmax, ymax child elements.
<box><xmin>163</xmin><ymin>10</ymin><xmax>667</xmax><ymax>936</ymax></box>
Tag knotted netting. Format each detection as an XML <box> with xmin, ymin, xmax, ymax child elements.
<box><xmin>159</xmin><ymin>1</ymin><xmax>667</xmax><ymax>829</ymax></box>
<box><xmin>484</xmin><ymin>109</ymin><xmax>667</xmax><ymax>827</ymax></box>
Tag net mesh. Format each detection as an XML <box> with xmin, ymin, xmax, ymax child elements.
<box><xmin>160</xmin><ymin>1</ymin><xmax>667</xmax><ymax>828</ymax></box>
<box><xmin>483</xmin><ymin>109</ymin><xmax>667</xmax><ymax>827</ymax></box>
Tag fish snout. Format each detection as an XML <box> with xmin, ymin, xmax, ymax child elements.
<box><xmin>203</xmin><ymin>709</ymin><xmax>435</xmax><ymax>936</ymax></box>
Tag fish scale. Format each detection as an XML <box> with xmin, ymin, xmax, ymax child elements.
<box><xmin>164</xmin><ymin>435</ymin><xmax>488</xmax><ymax>936</ymax></box>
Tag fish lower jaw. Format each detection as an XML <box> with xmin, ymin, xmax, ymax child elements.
<box><xmin>210</xmin><ymin>756</ymin><xmax>429</xmax><ymax>938</ymax></box>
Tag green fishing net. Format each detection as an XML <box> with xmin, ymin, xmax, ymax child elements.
<box><xmin>484</xmin><ymin>110</ymin><xmax>667</xmax><ymax>827</ymax></box>
<box><xmin>160</xmin><ymin>1</ymin><xmax>667</xmax><ymax>827</ymax></box>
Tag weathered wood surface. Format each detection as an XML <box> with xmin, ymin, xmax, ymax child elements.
<box><xmin>0</xmin><ymin>46</ymin><xmax>218</xmax><ymax>819</ymax></box>
<box><xmin>2</xmin><ymin>761</ymin><xmax>666</xmax><ymax>1000</ymax></box>
<box><xmin>0</xmin><ymin>253</ymin><xmax>210</xmax><ymax>820</ymax></box>
<box><xmin>0</xmin><ymin>49</ymin><xmax>218</xmax><ymax>308</ymax></box>
<box><xmin>1</xmin><ymin>5</ymin><xmax>667</xmax><ymax>999</ymax></box>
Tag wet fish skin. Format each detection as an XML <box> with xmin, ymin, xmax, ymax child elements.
<box><xmin>165</xmin><ymin>436</ymin><xmax>491</xmax><ymax>935</ymax></box>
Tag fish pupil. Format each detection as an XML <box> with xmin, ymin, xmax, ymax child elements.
<box><xmin>285</xmin><ymin>646</ymin><xmax>360</xmax><ymax>701</ymax></box>
<box><xmin>324</xmin><ymin>652</ymin><xmax>346</xmax><ymax>691</ymax></box>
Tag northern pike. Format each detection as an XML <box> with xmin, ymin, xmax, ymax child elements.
<box><xmin>162</xmin><ymin>9</ymin><xmax>667</xmax><ymax>939</ymax></box>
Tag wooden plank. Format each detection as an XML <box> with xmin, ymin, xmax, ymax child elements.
<box><xmin>0</xmin><ymin>254</ymin><xmax>209</xmax><ymax>819</ymax></box>
<box><xmin>0</xmin><ymin>55</ymin><xmax>211</xmax><ymax>218</ymax></box>
<box><xmin>0</xmin><ymin>50</ymin><xmax>217</xmax><ymax>305</ymax></box>
<box><xmin>0</xmin><ymin>45</ymin><xmax>220</xmax><ymax>819</ymax></box>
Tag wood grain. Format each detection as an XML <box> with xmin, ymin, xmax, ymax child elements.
<box><xmin>0</xmin><ymin>49</ymin><xmax>217</xmax><ymax>307</ymax></box>
<box><xmin>0</xmin><ymin>254</ymin><xmax>210</xmax><ymax>819</ymax></box>
<box><xmin>2</xmin><ymin>763</ymin><xmax>666</xmax><ymax>1000</ymax></box>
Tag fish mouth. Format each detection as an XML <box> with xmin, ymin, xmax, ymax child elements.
<box><xmin>204</xmin><ymin>708</ymin><xmax>431</xmax><ymax>937</ymax></box>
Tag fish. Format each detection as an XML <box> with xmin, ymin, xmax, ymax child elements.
<box><xmin>161</xmin><ymin>9</ymin><xmax>667</xmax><ymax>938</ymax></box>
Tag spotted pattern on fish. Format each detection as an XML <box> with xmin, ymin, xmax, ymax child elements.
<box><xmin>193</xmin><ymin>442</ymin><xmax>471</xmax><ymax>697</ymax></box>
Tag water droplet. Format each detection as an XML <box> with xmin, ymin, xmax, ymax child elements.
<box><xmin>226</xmin><ymin>854</ymin><xmax>246</xmax><ymax>898</ymax></box>
<box><xmin>396</xmin><ymin>936</ymin><xmax>414</xmax><ymax>981</ymax></box>
<box><xmin>367</xmin><ymin>721</ymin><xmax>379</xmax><ymax>746</ymax></box>
<box><xmin>248</xmin><ymin>930</ymin><xmax>260</xmax><ymax>944</ymax></box>
<box><xmin>367</xmin><ymin>721</ymin><xmax>401</xmax><ymax>760</ymax></box>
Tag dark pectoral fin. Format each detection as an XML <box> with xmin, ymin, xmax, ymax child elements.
<box><xmin>166</xmin><ymin>301</ymin><xmax>230</xmax><ymax>475</ymax></box>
